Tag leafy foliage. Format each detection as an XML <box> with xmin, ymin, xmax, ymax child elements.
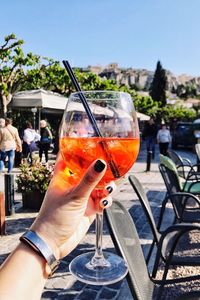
<box><xmin>132</xmin><ymin>94</ymin><xmax>158</xmax><ymax>113</ymax></box>
<box><xmin>17</xmin><ymin>162</ymin><xmax>54</xmax><ymax>193</ymax></box>
<box><xmin>20</xmin><ymin>62</ymin><xmax>120</xmax><ymax>96</ymax></box>
<box><xmin>176</xmin><ymin>83</ymin><xmax>197</xmax><ymax>99</ymax></box>
<box><xmin>0</xmin><ymin>33</ymin><xmax>40</xmax><ymax>115</ymax></box>
<box><xmin>159</xmin><ymin>105</ymin><xmax>196</xmax><ymax>122</ymax></box>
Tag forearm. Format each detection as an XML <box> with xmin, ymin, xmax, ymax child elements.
<box><xmin>0</xmin><ymin>242</ymin><xmax>48</xmax><ymax>300</ymax></box>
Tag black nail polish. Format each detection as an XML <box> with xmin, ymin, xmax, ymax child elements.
<box><xmin>102</xmin><ymin>199</ymin><xmax>108</xmax><ymax>206</ymax></box>
<box><xmin>107</xmin><ymin>186</ymin><xmax>113</xmax><ymax>194</ymax></box>
<box><xmin>94</xmin><ymin>160</ymin><xmax>106</xmax><ymax>173</ymax></box>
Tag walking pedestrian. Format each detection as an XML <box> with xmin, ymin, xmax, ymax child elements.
<box><xmin>39</xmin><ymin>120</ymin><xmax>53</xmax><ymax>163</ymax></box>
<box><xmin>142</xmin><ymin>118</ymin><xmax>157</xmax><ymax>159</ymax></box>
<box><xmin>22</xmin><ymin>121</ymin><xmax>40</xmax><ymax>164</ymax></box>
<box><xmin>0</xmin><ymin>118</ymin><xmax>22</xmax><ymax>173</ymax></box>
<box><xmin>157</xmin><ymin>124</ymin><xmax>171</xmax><ymax>156</ymax></box>
<box><xmin>0</xmin><ymin>118</ymin><xmax>5</xmax><ymax>171</ymax></box>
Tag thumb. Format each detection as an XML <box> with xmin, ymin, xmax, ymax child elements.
<box><xmin>75</xmin><ymin>159</ymin><xmax>107</xmax><ymax>197</ymax></box>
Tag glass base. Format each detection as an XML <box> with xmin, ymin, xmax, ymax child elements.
<box><xmin>69</xmin><ymin>251</ymin><xmax>128</xmax><ymax>285</ymax></box>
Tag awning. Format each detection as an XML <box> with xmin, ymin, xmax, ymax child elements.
<box><xmin>9</xmin><ymin>89</ymin><xmax>68</xmax><ymax>110</ymax></box>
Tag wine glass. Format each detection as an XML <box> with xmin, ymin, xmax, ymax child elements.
<box><xmin>60</xmin><ymin>91</ymin><xmax>140</xmax><ymax>285</ymax></box>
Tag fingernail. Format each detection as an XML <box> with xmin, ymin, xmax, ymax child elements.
<box><xmin>94</xmin><ymin>160</ymin><xmax>106</xmax><ymax>173</ymax></box>
<box><xmin>106</xmin><ymin>186</ymin><xmax>113</xmax><ymax>194</ymax></box>
<box><xmin>100</xmin><ymin>199</ymin><xmax>108</xmax><ymax>208</ymax></box>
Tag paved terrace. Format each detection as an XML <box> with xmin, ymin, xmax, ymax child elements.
<box><xmin>0</xmin><ymin>144</ymin><xmax>199</xmax><ymax>299</ymax></box>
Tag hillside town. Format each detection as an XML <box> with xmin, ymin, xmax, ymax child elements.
<box><xmin>82</xmin><ymin>63</ymin><xmax>200</xmax><ymax>93</ymax></box>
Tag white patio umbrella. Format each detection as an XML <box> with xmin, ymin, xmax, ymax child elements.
<box><xmin>9</xmin><ymin>89</ymin><xmax>68</xmax><ymax>129</ymax></box>
<box><xmin>10</xmin><ymin>89</ymin><xmax>68</xmax><ymax>110</ymax></box>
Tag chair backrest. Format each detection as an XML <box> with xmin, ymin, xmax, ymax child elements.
<box><xmin>159</xmin><ymin>164</ymin><xmax>184</xmax><ymax>219</ymax></box>
<box><xmin>105</xmin><ymin>200</ymin><xmax>154</xmax><ymax>300</ymax></box>
<box><xmin>167</xmin><ymin>149</ymin><xmax>186</xmax><ymax>178</ymax></box>
<box><xmin>195</xmin><ymin>144</ymin><xmax>200</xmax><ymax>161</ymax></box>
<box><xmin>159</xmin><ymin>154</ymin><xmax>182</xmax><ymax>193</ymax></box>
<box><xmin>159</xmin><ymin>155</ymin><xmax>184</xmax><ymax>219</ymax></box>
<box><xmin>167</xmin><ymin>149</ymin><xmax>183</xmax><ymax>167</ymax></box>
<box><xmin>128</xmin><ymin>175</ymin><xmax>160</xmax><ymax>245</ymax></box>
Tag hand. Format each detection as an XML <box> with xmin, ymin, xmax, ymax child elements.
<box><xmin>30</xmin><ymin>155</ymin><xmax>113</xmax><ymax>260</ymax></box>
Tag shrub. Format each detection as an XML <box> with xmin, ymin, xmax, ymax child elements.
<box><xmin>17</xmin><ymin>162</ymin><xmax>54</xmax><ymax>193</ymax></box>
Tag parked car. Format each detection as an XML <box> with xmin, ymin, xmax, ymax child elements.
<box><xmin>171</xmin><ymin>122</ymin><xmax>200</xmax><ymax>149</ymax></box>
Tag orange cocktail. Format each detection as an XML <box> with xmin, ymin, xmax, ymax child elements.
<box><xmin>60</xmin><ymin>136</ymin><xmax>140</xmax><ymax>187</ymax></box>
<box><xmin>60</xmin><ymin>90</ymin><xmax>140</xmax><ymax>285</ymax></box>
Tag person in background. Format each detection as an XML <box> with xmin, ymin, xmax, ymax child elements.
<box><xmin>142</xmin><ymin>118</ymin><xmax>157</xmax><ymax>159</ymax></box>
<box><xmin>0</xmin><ymin>118</ymin><xmax>22</xmax><ymax>173</ymax></box>
<box><xmin>157</xmin><ymin>123</ymin><xmax>171</xmax><ymax>156</ymax></box>
<box><xmin>51</xmin><ymin>119</ymin><xmax>61</xmax><ymax>154</ymax></box>
<box><xmin>39</xmin><ymin>120</ymin><xmax>53</xmax><ymax>164</ymax></box>
<box><xmin>0</xmin><ymin>158</ymin><xmax>113</xmax><ymax>299</ymax></box>
<box><xmin>0</xmin><ymin>118</ymin><xmax>5</xmax><ymax>171</ymax></box>
<box><xmin>22</xmin><ymin>121</ymin><xmax>40</xmax><ymax>164</ymax></box>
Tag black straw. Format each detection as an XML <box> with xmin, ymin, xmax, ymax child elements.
<box><xmin>62</xmin><ymin>60</ymin><xmax>120</xmax><ymax>178</ymax></box>
<box><xmin>63</xmin><ymin>60</ymin><xmax>102</xmax><ymax>137</ymax></box>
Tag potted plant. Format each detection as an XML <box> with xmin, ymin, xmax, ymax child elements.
<box><xmin>17</xmin><ymin>162</ymin><xmax>54</xmax><ymax>210</ymax></box>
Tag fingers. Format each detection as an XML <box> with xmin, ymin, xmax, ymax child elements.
<box><xmin>86</xmin><ymin>194</ymin><xmax>113</xmax><ymax>216</ymax></box>
<box><xmin>97</xmin><ymin>182</ymin><xmax>115</xmax><ymax>212</ymax></box>
<box><xmin>99</xmin><ymin>195</ymin><xmax>113</xmax><ymax>209</ymax></box>
<box><xmin>106</xmin><ymin>182</ymin><xmax>116</xmax><ymax>195</ymax></box>
<box><xmin>75</xmin><ymin>159</ymin><xmax>107</xmax><ymax>197</ymax></box>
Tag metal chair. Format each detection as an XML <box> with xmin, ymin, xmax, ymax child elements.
<box><xmin>105</xmin><ymin>200</ymin><xmax>200</xmax><ymax>300</ymax></box>
<box><xmin>128</xmin><ymin>174</ymin><xmax>200</xmax><ymax>283</ymax></box>
<box><xmin>159</xmin><ymin>154</ymin><xmax>200</xmax><ymax>225</ymax></box>
<box><xmin>160</xmin><ymin>153</ymin><xmax>200</xmax><ymax>194</ymax></box>
<box><xmin>105</xmin><ymin>200</ymin><xmax>155</xmax><ymax>300</ymax></box>
<box><xmin>167</xmin><ymin>149</ymin><xmax>200</xmax><ymax>180</ymax></box>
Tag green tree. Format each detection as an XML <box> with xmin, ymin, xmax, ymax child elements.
<box><xmin>178</xmin><ymin>83</ymin><xmax>197</xmax><ymax>99</ymax></box>
<box><xmin>149</xmin><ymin>61</ymin><xmax>167</xmax><ymax>107</ymax></box>
<box><xmin>133</xmin><ymin>94</ymin><xmax>158</xmax><ymax>114</ymax></box>
<box><xmin>20</xmin><ymin>62</ymin><xmax>120</xmax><ymax>97</ymax></box>
<box><xmin>161</xmin><ymin>105</ymin><xmax>196</xmax><ymax>122</ymax></box>
<box><xmin>0</xmin><ymin>33</ymin><xmax>40</xmax><ymax>116</ymax></box>
<box><xmin>21</xmin><ymin>60</ymin><xmax>73</xmax><ymax>95</ymax></box>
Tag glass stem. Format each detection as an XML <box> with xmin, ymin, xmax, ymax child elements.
<box><xmin>95</xmin><ymin>213</ymin><xmax>104</xmax><ymax>257</ymax></box>
<box><xmin>90</xmin><ymin>212</ymin><xmax>110</xmax><ymax>267</ymax></box>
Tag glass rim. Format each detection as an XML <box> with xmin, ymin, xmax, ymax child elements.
<box><xmin>70</xmin><ymin>90</ymin><xmax>131</xmax><ymax>97</ymax></box>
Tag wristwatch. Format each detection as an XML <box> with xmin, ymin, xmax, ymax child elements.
<box><xmin>20</xmin><ymin>230</ymin><xmax>59</xmax><ymax>276</ymax></box>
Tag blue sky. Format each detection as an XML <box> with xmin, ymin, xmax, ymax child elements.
<box><xmin>1</xmin><ymin>0</ymin><xmax>200</xmax><ymax>76</ymax></box>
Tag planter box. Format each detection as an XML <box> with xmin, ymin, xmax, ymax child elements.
<box><xmin>22</xmin><ymin>190</ymin><xmax>45</xmax><ymax>210</ymax></box>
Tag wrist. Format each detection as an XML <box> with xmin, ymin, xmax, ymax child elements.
<box><xmin>20</xmin><ymin>230</ymin><xmax>60</xmax><ymax>277</ymax></box>
<box><xmin>30</xmin><ymin>224</ymin><xmax>60</xmax><ymax>260</ymax></box>
<box><xmin>18</xmin><ymin>242</ymin><xmax>51</xmax><ymax>278</ymax></box>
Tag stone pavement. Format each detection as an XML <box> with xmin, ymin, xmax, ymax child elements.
<box><xmin>0</xmin><ymin>145</ymin><xmax>197</xmax><ymax>299</ymax></box>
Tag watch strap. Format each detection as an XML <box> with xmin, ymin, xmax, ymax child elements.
<box><xmin>20</xmin><ymin>230</ymin><xmax>59</xmax><ymax>276</ymax></box>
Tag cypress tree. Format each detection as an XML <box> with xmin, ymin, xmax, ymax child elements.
<box><xmin>150</xmin><ymin>61</ymin><xmax>167</xmax><ymax>107</ymax></box>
